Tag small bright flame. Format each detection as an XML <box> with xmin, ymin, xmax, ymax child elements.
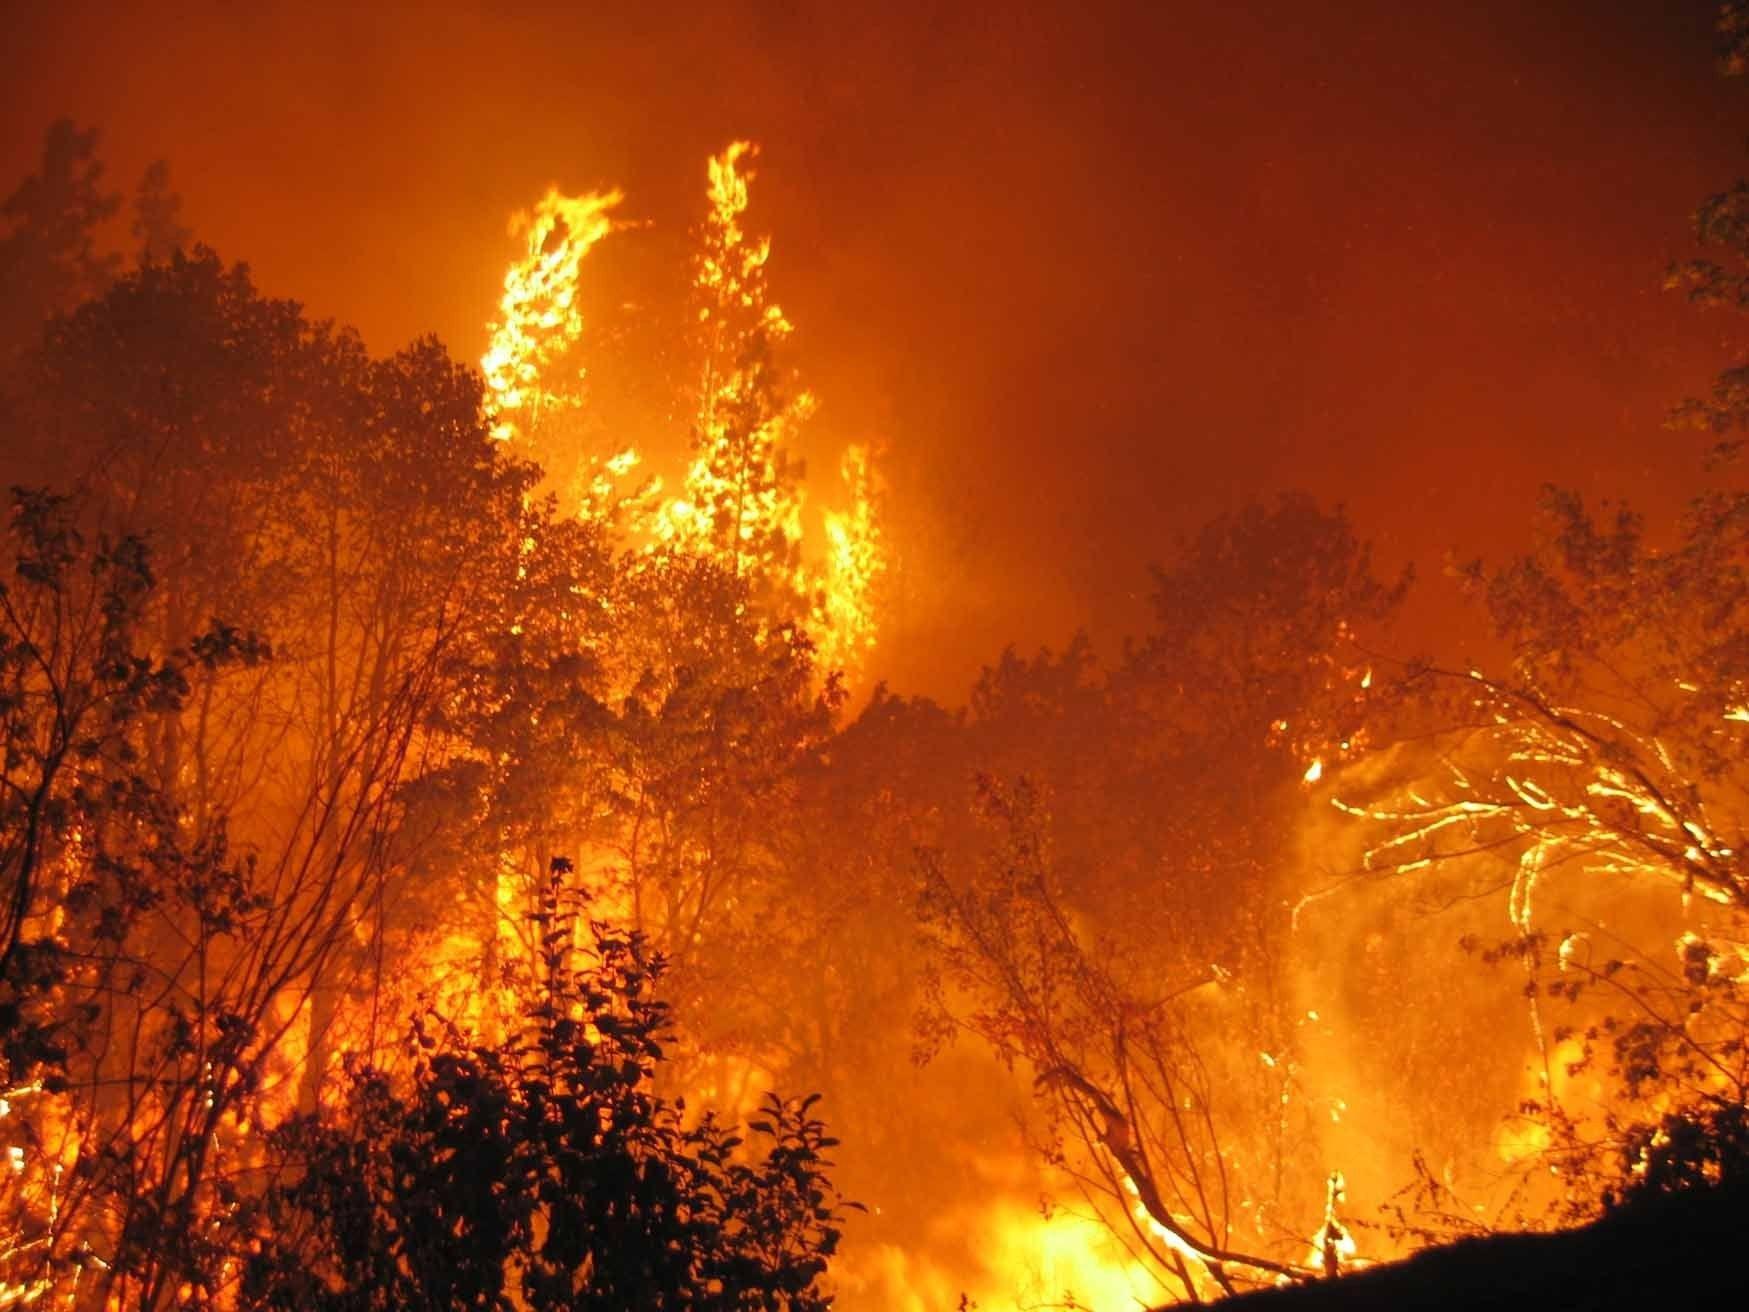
<box><xmin>813</xmin><ymin>444</ymin><xmax>886</xmax><ymax>680</ymax></box>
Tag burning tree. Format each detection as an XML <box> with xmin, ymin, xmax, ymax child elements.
<box><xmin>0</xmin><ymin>488</ymin><xmax>273</xmax><ymax>1304</ymax></box>
<box><xmin>451</xmin><ymin>143</ymin><xmax>885</xmax><ymax>1126</ymax></box>
<box><xmin>1322</xmin><ymin>479</ymin><xmax>1749</xmax><ymax>1215</ymax></box>
<box><xmin>915</xmin><ymin>497</ymin><xmax>1405</xmax><ymax>1302</ymax></box>
<box><xmin>15</xmin><ymin>249</ymin><xmax>605</xmax><ymax>1116</ymax></box>
<box><xmin>480</xmin><ymin>141</ymin><xmax>886</xmax><ymax>689</ymax></box>
<box><xmin>0</xmin><ymin>230</ymin><xmax>638</xmax><ymax>1302</ymax></box>
<box><xmin>0</xmin><ymin>270</ymin><xmax>853</xmax><ymax>1308</ymax></box>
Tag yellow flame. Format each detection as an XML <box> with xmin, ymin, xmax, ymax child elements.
<box><xmin>813</xmin><ymin>445</ymin><xmax>885</xmax><ymax>680</ymax></box>
<box><xmin>655</xmin><ymin>141</ymin><xmax>807</xmax><ymax>572</ymax></box>
<box><xmin>481</xmin><ymin>187</ymin><xmax>623</xmax><ymax>442</ymax></box>
<box><xmin>483</xmin><ymin>143</ymin><xmax>888</xmax><ymax>685</ymax></box>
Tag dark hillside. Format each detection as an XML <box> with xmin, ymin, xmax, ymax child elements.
<box><xmin>1222</xmin><ymin>1186</ymin><xmax>1749</xmax><ymax>1309</ymax></box>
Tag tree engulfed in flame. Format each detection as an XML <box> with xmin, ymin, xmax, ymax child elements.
<box><xmin>655</xmin><ymin>141</ymin><xmax>811</xmax><ymax>575</ymax></box>
<box><xmin>480</xmin><ymin>141</ymin><xmax>886</xmax><ymax>685</ymax></box>
<box><xmin>481</xmin><ymin>187</ymin><xmax>623</xmax><ymax>442</ymax></box>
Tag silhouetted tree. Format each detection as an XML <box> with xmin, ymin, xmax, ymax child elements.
<box><xmin>913</xmin><ymin>498</ymin><xmax>1405</xmax><ymax>1302</ymax></box>
<box><xmin>1665</xmin><ymin>3</ymin><xmax>1749</xmax><ymax>444</ymax></box>
<box><xmin>131</xmin><ymin>161</ymin><xmax>191</xmax><ymax>267</ymax></box>
<box><xmin>17</xmin><ymin>250</ymin><xmax>592</xmax><ymax>1110</ymax></box>
<box><xmin>0</xmin><ymin>489</ymin><xmax>278</xmax><ymax>1305</ymax></box>
<box><xmin>0</xmin><ymin>120</ymin><xmax>119</xmax><ymax>363</ymax></box>
<box><xmin>244</xmin><ymin>862</ymin><xmax>852</xmax><ymax>1311</ymax></box>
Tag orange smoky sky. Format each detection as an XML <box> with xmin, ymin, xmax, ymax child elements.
<box><xmin>5</xmin><ymin>0</ymin><xmax>1746</xmax><ymax>694</ymax></box>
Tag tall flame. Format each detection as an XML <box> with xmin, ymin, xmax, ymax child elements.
<box><xmin>656</xmin><ymin>141</ymin><xmax>808</xmax><ymax>573</ymax></box>
<box><xmin>480</xmin><ymin>143</ymin><xmax>887</xmax><ymax>685</ymax></box>
<box><xmin>481</xmin><ymin>187</ymin><xmax>623</xmax><ymax>442</ymax></box>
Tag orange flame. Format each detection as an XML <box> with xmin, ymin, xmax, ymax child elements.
<box><xmin>482</xmin><ymin>187</ymin><xmax>623</xmax><ymax>442</ymax></box>
<box><xmin>483</xmin><ymin>143</ymin><xmax>887</xmax><ymax>686</ymax></box>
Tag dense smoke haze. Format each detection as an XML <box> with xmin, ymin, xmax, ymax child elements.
<box><xmin>7</xmin><ymin>0</ymin><xmax>1745</xmax><ymax>691</ymax></box>
<box><xmin>6</xmin><ymin>3</ymin><xmax>1749</xmax><ymax>1310</ymax></box>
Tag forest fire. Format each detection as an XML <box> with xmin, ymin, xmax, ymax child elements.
<box><xmin>484</xmin><ymin>142</ymin><xmax>885</xmax><ymax>687</ymax></box>
<box><xmin>5</xmin><ymin>3</ymin><xmax>1749</xmax><ymax>1309</ymax></box>
<box><xmin>481</xmin><ymin>185</ymin><xmax>623</xmax><ymax>444</ymax></box>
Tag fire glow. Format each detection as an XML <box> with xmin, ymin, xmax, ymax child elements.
<box><xmin>482</xmin><ymin>142</ymin><xmax>884</xmax><ymax>686</ymax></box>
<box><xmin>4</xmin><ymin>14</ymin><xmax>1749</xmax><ymax>1307</ymax></box>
